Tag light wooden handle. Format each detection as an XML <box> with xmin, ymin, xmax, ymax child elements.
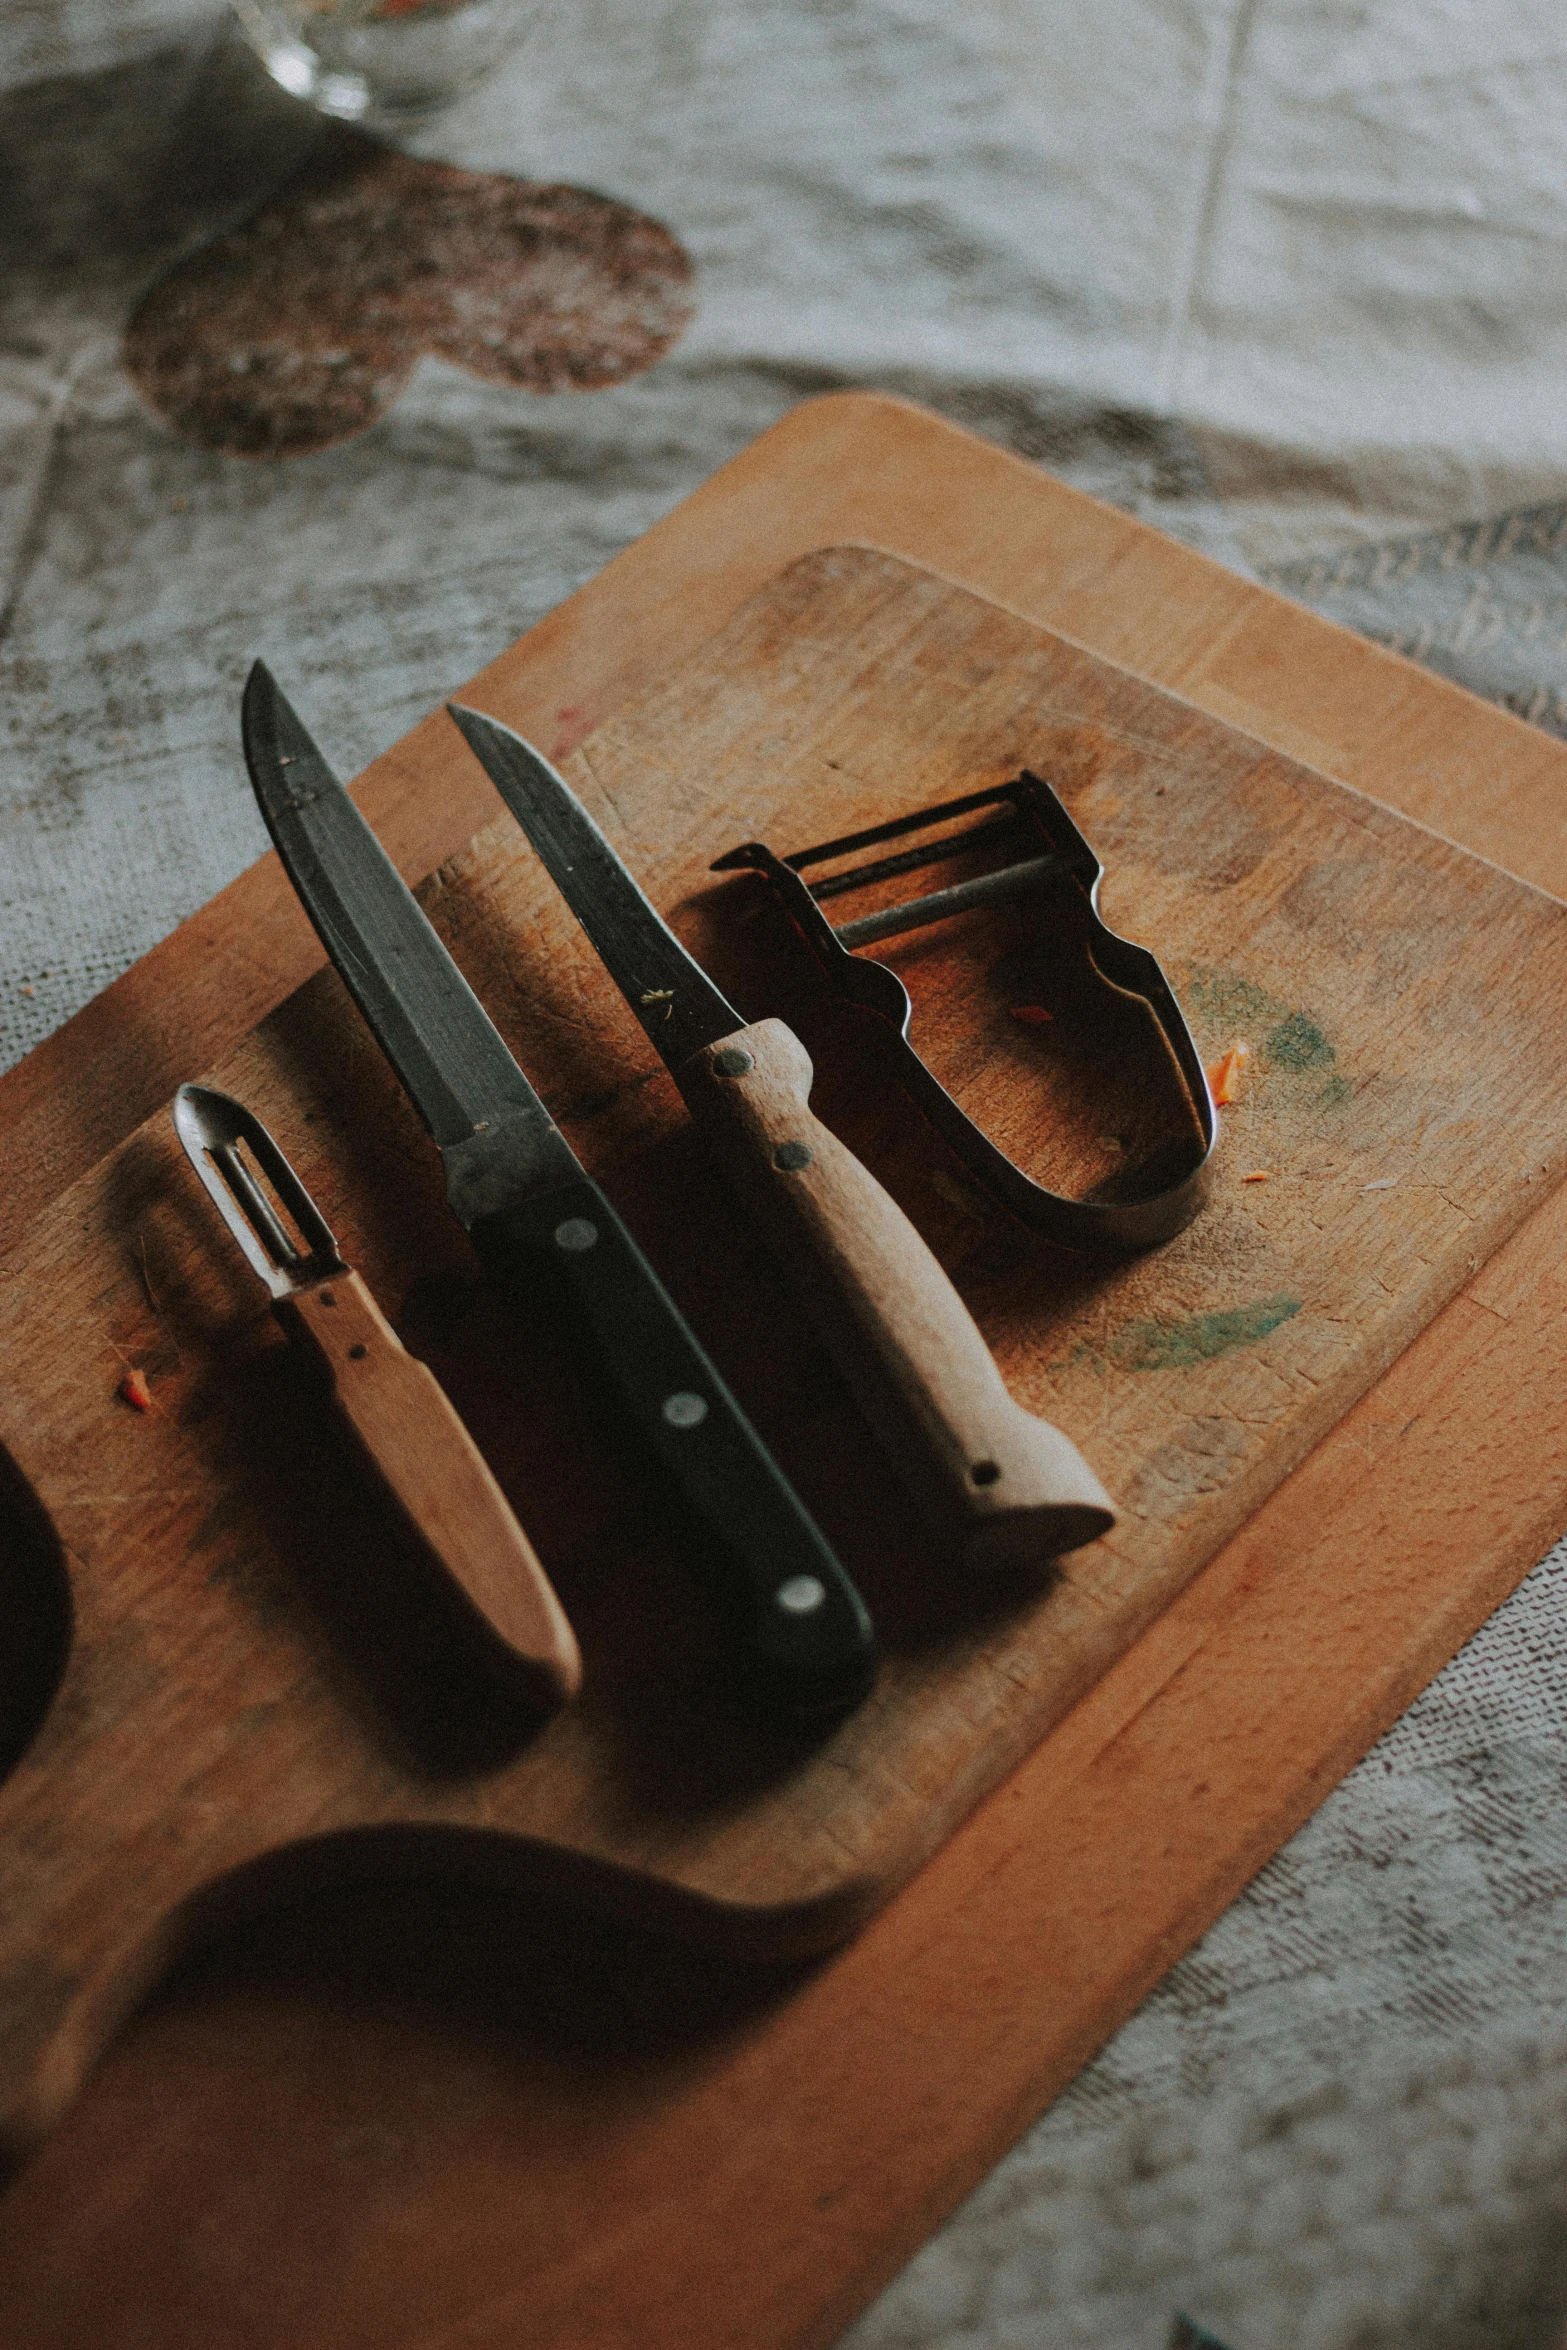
<box><xmin>677</xmin><ymin>1020</ymin><xmax>1115</xmax><ymax>1569</ymax></box>
<box><xmin>281</xmin><ymin>1271</ymin><xmax>581</xmax><ymax>1708</ymax></box>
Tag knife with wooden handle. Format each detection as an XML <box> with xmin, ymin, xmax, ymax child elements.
<box><xmin>240</xmin><ymin>667</ymin><xmax>876</xmax><ymax>1723</ymax></box>
<box><xmin>446</xmin><ymin>705</ymin><xmax>1116</xmax><ymax>1570</ymax></box>
<box><xmin>173</xmin><ymin>1082</ymin><xmax>583</xmax><ymax>1715</ymax></box>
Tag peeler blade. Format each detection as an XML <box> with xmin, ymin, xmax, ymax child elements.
<box><xmin>173</xmin><ymin>1083</ymin><xmax>344</xmax><ymax>1299</ymax></box>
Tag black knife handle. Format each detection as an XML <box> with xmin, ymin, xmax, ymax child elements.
<box><xmin>470</xmin><ymin>1178</ymin><xmax>877</xmax><ymax>1722</ymax></box>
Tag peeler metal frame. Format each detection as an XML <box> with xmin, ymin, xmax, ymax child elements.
<box><xmin>173</xmin><ymin>1084</ymin><xmax>346</xmax><ymax>1298</ymax></box>
<box><xmin>713</xmin><ymin>772</ymin><xmax>1214</xmax><ymax>1254</ymax></box>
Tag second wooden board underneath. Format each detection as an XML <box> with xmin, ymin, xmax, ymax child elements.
<box><xmin>4</xmin><ymin>543</ymin><xmax>1567</xmax><ymax>2154</ymax></box>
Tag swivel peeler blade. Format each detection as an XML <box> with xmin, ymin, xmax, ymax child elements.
<box><xmin>173</xmin><ymin>1083</ymin><xmax>344</xmax><ymax>1298</ymax></box>
<box><xmin>713</xmin><ymin>774</ymin><xmax>1215</xmax><ymax>1254</ymax></box>
<box><xmin>171</xmin><ymin>1082</ymin><xmax>583</xmax><ymax>1714</ymax></box>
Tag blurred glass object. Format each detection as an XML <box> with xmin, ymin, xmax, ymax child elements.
<box><xmin>230</xmin><ymin>0</ymin><xmax>540</xmax><ymax>126</ymax></box>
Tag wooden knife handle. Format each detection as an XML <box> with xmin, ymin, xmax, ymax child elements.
<box><xmin>280</xmin><ymin>1270</ymin><xmax>581</xmax><ymax>1709</ymax></box>
<box><xmin>677</xmin><ymin>1019</ymin><xmax>1115</xmax><ymax>1569</ymax></box>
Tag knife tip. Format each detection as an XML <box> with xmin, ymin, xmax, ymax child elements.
<box><xmin>241</xmin><ymin>660</ymin><xmax>289</xmax><ymax>750</ymax></box>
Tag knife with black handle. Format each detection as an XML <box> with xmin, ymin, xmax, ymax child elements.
<box><xmin>242</xmin><ymin>663</ymin><xmax>875</xmax><ymax>1722</ymax></box>
<box><xmin>446</xmin><ymin>704</ymin><xmax>1116</xmax><ymax>1573</ymax></box>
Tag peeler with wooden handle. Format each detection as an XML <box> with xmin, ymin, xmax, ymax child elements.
<box><xmin>172</xmin><ymin>1082</ymin><xmax>583</xmax><ymax>1715</ymax></box>
<box><xmin>446</xmin><ymin>707</ymin><xmax>1116</xmax><ymax>1572</ymax></box>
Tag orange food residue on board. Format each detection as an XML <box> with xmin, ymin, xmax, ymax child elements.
<box><xmin>119</xmin><ymin>1367</ymin><xmax>153</xmax><ymax>1413</ymax></box>
<box><xmin>1009</xmin><ymin>1005</ymin><xmax>1054</xmax><ymax>1026</ymax></box>
<box><xmin>1206</xmin><ymin>1041</ymin><xmax>1251</xmax><ymax>1106</ymax></box>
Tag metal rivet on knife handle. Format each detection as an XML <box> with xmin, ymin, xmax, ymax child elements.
<box><xmin>776</xmin><ymin>1576</ymin><xmax>826</xmax><ymax>1615</ymax></box>
<box><xmin>554</xmin><ymin>1217</ymin><xmax>599</xmax><ymax>1253</ymax></box>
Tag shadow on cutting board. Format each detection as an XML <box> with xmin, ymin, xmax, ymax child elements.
<box><xmin>0</xmin><ymin>1446</ymin><xmax>72</xmax><ymax>1790</ymax></box>
<box><xmin>0</xmin><ymin>1854</ymin><xmax>811</xmax><ymax>2338</ymax></box>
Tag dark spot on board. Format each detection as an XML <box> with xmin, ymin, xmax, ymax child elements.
<box><xmin>124</xmin><ymin>135</ymin><xmax>696</xmax><ymax>457</ymax></box>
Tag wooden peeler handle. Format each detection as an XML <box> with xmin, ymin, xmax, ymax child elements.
<box><xmin>279</xmin><ymin>1271</ymin><xmax>581</xmax><ymax>1708</ymax></box>
<box><xmin>677</xmin><ymin>1020</ymin><xmax>1115</xmax><ymax>1568</ymax></box>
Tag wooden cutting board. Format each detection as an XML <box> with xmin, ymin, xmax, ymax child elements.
<box><xmin>4</xmin><ymin>541</ymin><xmax>1566</xmax><ymax>2161</ymax></box>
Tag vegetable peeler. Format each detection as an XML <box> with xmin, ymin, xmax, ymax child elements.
<box><xmin>712</xmin><ymin>773</ymin><xmax>1215</xmax><ymax>1253</ymax></box>
<box><xmin>172</xmin><ymin>1082</ymin><xmax>583</xmax><ymax>1715</ymax></box>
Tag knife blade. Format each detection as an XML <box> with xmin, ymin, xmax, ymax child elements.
<box><xmin>446</xmin><ymin>704</ymin><xmax>1116</xmax><ymax>1571</ymax></box>
<box><xmin>242</xmin><ymin>662</ymin><xmax>876</xmax><ymax>1721</ymax></box>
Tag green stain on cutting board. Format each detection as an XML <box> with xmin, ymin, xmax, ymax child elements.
<box><xmin>1184</xmin><ymin>964</ymin><xmax>1341</xmax><ymax>1089</ymax></box>
<box><xmin>1107</xmin><ymin>1292</ymin><xmax>1302</xmax><ymax>1372</ymax></box>
<box><xmin>1264</xmin><ymin>1007</ymin><xmax>1334</xmax><ymax>1071</ymax></box>
<box><xmin>1185</xmin><ymin>964</ymin><xmax>1284</xmax><ymax>1032</ymax></box>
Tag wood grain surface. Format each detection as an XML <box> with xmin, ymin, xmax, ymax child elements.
<box><xmin>2</xmin><ymin>395</ymin><xmax>1567</xmax><ymax>2350</ymax></box>
<box><xmin>5</xmin><ymin>544</ymin><xmax>1563</xmax><ymax>2172</ymax></box>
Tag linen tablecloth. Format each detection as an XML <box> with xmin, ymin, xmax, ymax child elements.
<box><xmin>6</xmin><ymin>5</ymin><xmax>1567</xmax><ymax>2342</ymax></box>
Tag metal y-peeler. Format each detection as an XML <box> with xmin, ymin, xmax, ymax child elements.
<box><xmin>712</xmin><ymin>773</ymin><xmax>1214</xmax><ymax>1254</ymax></box>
